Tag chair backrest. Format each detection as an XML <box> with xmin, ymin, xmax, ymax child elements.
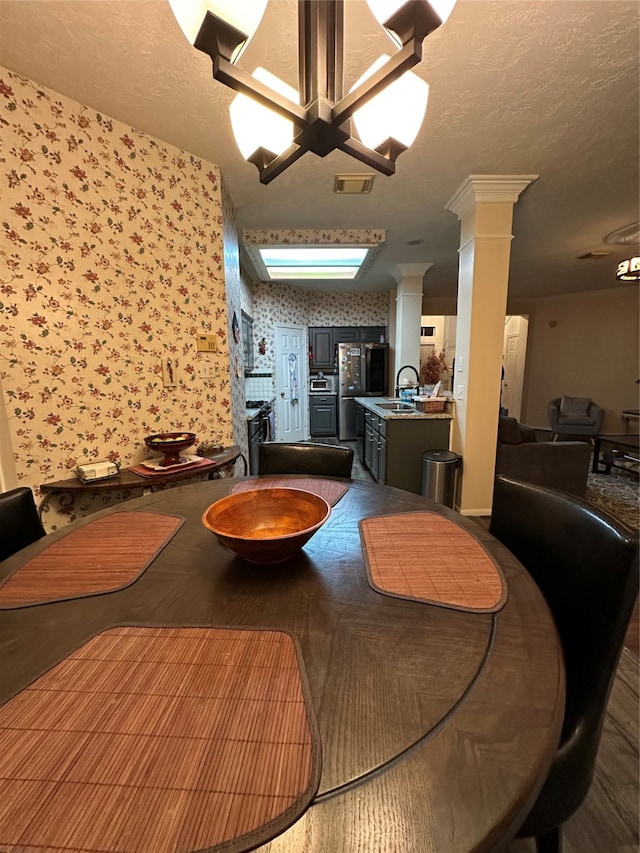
<box><xmin>258</xmin><ymin>442</ymin><xmax>353</xmax><ymax>478</ymax></box>
<box><xmin>489</xmin><ymin>474</ymin><xmax>638</xmax><ymax>829</ymax></box>
<box><xmin>0</xmin><ymin>486</ymin><xmax>47</xmax><ymax>562</ymax></box>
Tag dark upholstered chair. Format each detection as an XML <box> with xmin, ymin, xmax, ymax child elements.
<box><xmin>489</xmin><ymin>475</ymin><xmax>639</xmax><ymax>853</ymax></box>
<box><xmin>258</xmin><ymin>442</ymin><xmax>353</xmax><ymax>478</ymax></box>
<box><xmin>0</xmin><ymin>486</ymin><xmax>46</xmax><ymax>562</ymax></box>
<box><xmin>548</xmin><ymin>396</ymin><xmax>604</xmax><ymax>441</ymax></box>
<box><xmin>495</xmin><ymin>416</ymin><xmax>591</xmax><ymax>497</ymax></box>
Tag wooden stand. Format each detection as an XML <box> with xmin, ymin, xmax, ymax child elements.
<box><xmin>38</xmin><ymin>445</ymin><xmax>247</xmax><ymax>520</ymax></box>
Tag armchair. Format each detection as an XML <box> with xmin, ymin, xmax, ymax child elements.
<box><xmin>495</xmin><ymin>416</ymin><xmax>591</xmax><ymax>497</ymax></box>
<box><xmin>549</xmin><ymin>396</ymin><xmax>604</xmax><ymax>441</ymax></box>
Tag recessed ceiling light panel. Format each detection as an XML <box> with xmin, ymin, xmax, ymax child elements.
<box><xmin>253</xmin><ymin>246</ymin><xmax>373</xmax><ymax>281</ymax></box>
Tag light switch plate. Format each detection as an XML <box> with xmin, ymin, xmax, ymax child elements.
<box><xmin>196</xmin><ymin>334</ymin><xmax>217</xmax><ymax>353</ymax></box>
<box><xmin>455</xmin><ymin>385</ymin><xmax>464</xmax><ymax>400</ymax></box>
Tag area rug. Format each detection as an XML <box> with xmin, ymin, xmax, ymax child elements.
<box><xmin>0</xmin><ymin>512</ymin><xmax>184</xmax><ymax>608</ymax></box>
<box><xmin>585</xmin><ymin>470</ymin><xmax>639</xmax><ymax>535</ymax></box>
<box><xmin>0</xmin><ymin>625</ymin><xmax>321</xmax><ymax>853</ymax></box>
<box><xmin>360</xmin><ymin>512</ymin><xmax>507</xmax><ymax>613</ymax></box>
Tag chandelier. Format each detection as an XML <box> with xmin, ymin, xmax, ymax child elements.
<box><xmin>169</xmin><ymin>0</ymin><xmax>457</xmax><ymax>184</ymax></box>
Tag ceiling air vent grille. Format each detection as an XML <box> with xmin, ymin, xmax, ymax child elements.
<box><xmin>333</xmin><ymin>174</ymin><xmax>375</xmax><ymax>194</ymax></box>
<box><xmin>577</xmin><ymin>251</ymin><xmax>612</xmax><ymax>260</ymax></box>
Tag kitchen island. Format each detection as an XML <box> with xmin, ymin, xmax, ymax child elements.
<box><xmin>355</xmin><ymin>397</ymin><xmax>453</xmax><ymax>494</ymax></box>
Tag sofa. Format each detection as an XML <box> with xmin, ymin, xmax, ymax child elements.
<box><xmin>495</xmin><ymin>416</ymin><xmax>591</xmax><ymax>497</ymax></box>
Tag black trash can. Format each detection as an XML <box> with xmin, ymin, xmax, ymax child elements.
<box><xmin>421</xmin><ymin>450</ymin><xmax>461</xmax><ymax>508</ymax></box>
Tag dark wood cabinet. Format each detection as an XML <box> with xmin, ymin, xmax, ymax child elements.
<box><xmin>360</xmin><ymin>326</ymin><xmax>386</xmax><ymax>343</ymax></box>
<box><xmin>334</xmin><ymin>327</ymin><xmax>360</xmax><ymax>343</ymax></box>
<box><xmin>309</xmin><ymin>327</ymin><xmax>335</xmax><ymax>371</ymax></box>
<box><xmin>364</xmin><ymin>411</ymin><xmax>387</xmax><ymax>483</ymax></box>
<box><xmin>309</xmin><ymin>326</ymin><xmax>386</xmax><ymax>370</ymax></box>
<box><xmin>309</xmin><ymin>394</ymin><xmax>337</xmax><ymax>437</ymax></box>
<box><xmin>360</xmin><ymin>405</ymin><xmax>452</xmax><ymax>494</ymax></box>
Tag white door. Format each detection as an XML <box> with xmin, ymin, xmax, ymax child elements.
<box><xmin>502</xmin><ymin>316</ymin><xmax>529</xmax><ymax>421</ymax></box>
<box><xmin>274</xmin><ymin>324</ymin><xmax>307</xmax><ymax>442</ymax></box>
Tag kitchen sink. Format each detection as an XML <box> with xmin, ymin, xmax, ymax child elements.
<box><xmin>377</xmin><ymin>401</ymin><xmax>416</xmax><ymax>412</ymax></box>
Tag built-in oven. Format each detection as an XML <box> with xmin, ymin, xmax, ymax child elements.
<box><xmin>247</xmin><ymin>400</ymin><xmax>272</xmax><ymax>474</ymax></box>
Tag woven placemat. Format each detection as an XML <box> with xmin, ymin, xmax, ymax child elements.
<box><xmin>231</xmin><ymin>477</ymin><xmax>348</xmax><ymax>507</ymax></box>
<box><xmin>360</xmin><ymin>512</ymin><xmax>507</xmax><ymax>613</ymax></box>
<box><xmin>0</xmin><ymin>625</ymin><xmax>320</xmax><ymax>853</ymax></box>
<box><xmin>0</xmin><ymin>511</ymin><xmax>184</xmax><ymax>608</ymax></box>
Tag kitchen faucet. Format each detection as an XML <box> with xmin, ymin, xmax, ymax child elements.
<box><xmin>395</xmin><ymin>365</ymin><xmax>420</xmax><ymax>398</ymax></box>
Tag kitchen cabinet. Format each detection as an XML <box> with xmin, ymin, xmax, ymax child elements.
<box><xmin>309</xmin><ymin>326</ymin><xmax>387</xmax><ymax>370</ymax></box>
<box><xmin>359</xmin><ymin>327</ymin><xmax>386</xmax><ymax>343</ymax></box>
<box><xmin>309</xmin><ymin>327</ymin><xmax>335</xmax><ymax>371</ymax></box>
<box><xmin>364</xmin><ymin>410</ymin><xmax>387</xmax><ymax>483</ymax></box>
<box><xmin>241</xmin><ymin>311</ymin><xmax>254</xmax><ymax>373</ymax></box>
<box><xmin>247</xmin><ymin>413</ymin><xmax>261</xmax><ymax>475</ymax></box>
<box><xmin>358</xmin><ymin>402</ymin><xmax>451</xmax><ymax>494</ymax></box>
<box><xmin>309</xmin><ymin>394</ymin><xmax>337</xmax><ymax>437</ymax></box>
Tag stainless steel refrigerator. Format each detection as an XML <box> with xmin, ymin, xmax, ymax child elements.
<box><xmin>337</xmin><ymin>342</ymin><xmax>389</xmax><ymax>440</ymax></box>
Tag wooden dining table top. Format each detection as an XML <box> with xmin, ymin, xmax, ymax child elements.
<box><xmin>0</xmin><ymin>476</ymin><xmax>565</xmax><ymax>852</ymax></box>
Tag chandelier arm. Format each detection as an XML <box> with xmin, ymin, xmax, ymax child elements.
<box><xmin>337</xmin><ymin>137</ymin><xmax>396</xmax><ymax>176</ymax></box>
<box><xmin>214</xmin><ymin>56</ymin><xmax>307</xmax><ymax>126</ymax></box>
<box><xmin>256</xmin><ymin>143</ymin><xmax>308</xmax><ymax>185</ymax></box>
<box><xmin>331</xmin><ymin>40</ymin><xmax>423</xmax><ymax>126</ymax></box>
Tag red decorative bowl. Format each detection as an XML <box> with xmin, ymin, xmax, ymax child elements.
<box><xmin>144</xmin><ymin>432</ymin><xmax>197</xmax><ymax>467</ymax></box>
<box><xmin>202</xmin><ymin>488</ymin><xmax>331</xmax><ymax>564</ymax></box>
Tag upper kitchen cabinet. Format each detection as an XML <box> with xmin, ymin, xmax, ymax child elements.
<box><xmin>309</xmin><ymin>327</ymin><xmax>335</xmax><ymax>371</ymax></box>
<box><xmin>359</xmin><ymin>327</ymin><xmax>386</xmax><ymax>343</ymax></box>
<box><xmin>309</xmin><ymin>326</ymin><xmax>387</xmax><ymax>371</ymax></box>
<box><xmin>241</xmin><ymin>311</ymin><xmax>254</xmax><ymax>373</ymax></box>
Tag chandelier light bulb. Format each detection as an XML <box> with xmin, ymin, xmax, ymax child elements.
<box><xmin>230</xmin><ymin>68</ymin><xmax>299</xmax><ymax>160</ymax></box>
<box><xmin>168</xmin><ymin>0</ymin><xmax>267</xmax><ymax>60</ymax></box>
<box><xmin>351</xmin><ymin>56</ymin><xmax>429</xmax><ymax>150</ymax></box>
<box><xmin>366</xmin><ymin>0</ymin><xmax>458</xmax><ymax>46</ymax></box>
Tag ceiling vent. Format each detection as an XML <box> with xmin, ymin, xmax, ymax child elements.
<box><xmin>577</xmin><ymin>251</ymin><xmax>612</xmax><ymax>259</ymax></box>
<box><xmin>333</xmin><ymin>174</ymin><xmax>375</xmax><ymax>194</ymax></box>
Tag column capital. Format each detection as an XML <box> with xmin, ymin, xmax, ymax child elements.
<box><xmin>446</xmin><ymin>175</ymin><xmax>539</xmax><ymax>220</ymax></box>
<box><xmin>392</xmin><ymin>262</ymin><xmax>433</xmax><ymax>286</ymax></box>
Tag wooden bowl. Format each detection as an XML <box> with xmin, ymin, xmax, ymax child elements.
<box><xmin>144</xmin><ymin>432</ymin><xmax>197</xmax><ymax>467</ymax></box>
<box><xmin>202</xmin><ymin>488</ymin><xmax>331</xmax><ymax>564</ymax></box>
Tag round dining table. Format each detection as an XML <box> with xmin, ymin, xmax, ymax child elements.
<box><xmin>0</xmin><ymin>476</ymin><xmax>565</xmax><ymax>853</ymax></box>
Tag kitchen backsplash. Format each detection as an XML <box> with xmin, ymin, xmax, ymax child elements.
<box><xmin>245</xmin><ymin>375</ymin><xmax>274</xmax><ymax>402</ymax></box>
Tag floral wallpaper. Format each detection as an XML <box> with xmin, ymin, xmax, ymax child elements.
<box><xmin>0</xmin><ymin>68</ymin><xmax>239</xmax><ymax>527</ymax></box>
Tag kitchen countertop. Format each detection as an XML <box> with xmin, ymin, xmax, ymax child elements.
<box><xmin>355</xmin><ymin>397</ymin><xmax>454</xmax><ymax>420</ymax></box>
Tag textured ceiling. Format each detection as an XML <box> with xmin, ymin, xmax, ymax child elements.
<box><xmin>0</xmin><ymin>0</ymin><xmax>638</xmax><ymax>299</ymax></box>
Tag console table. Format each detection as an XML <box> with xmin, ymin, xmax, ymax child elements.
<box><xmin>592</xmin><ymin>434</ymin><xmax>640</xmax><ymax>475</ymax></box>
<box><xmin>38</xmin><ymin>445</ymin><xmax>246</xmax><ymax>520</ymax></box>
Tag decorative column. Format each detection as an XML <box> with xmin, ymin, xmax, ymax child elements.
<box><xmin>392</xmin><ymin>263</ymin><xmax>432</xmax><ymax>393</ymax></box>
<box><xmin>446</xmin><ymin>175</ymin><xmax>538</xmax><ymax>515</ymax></box>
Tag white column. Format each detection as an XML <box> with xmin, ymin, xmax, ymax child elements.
<box><xmin>446</xmin><ymin>175</ymin><xmax>538</xmax><ymax>515</ymax></box>
<box><xmin>392</xmin><ymin>263</ymin><xmax>432</xmax><ymax>394</ymax></box>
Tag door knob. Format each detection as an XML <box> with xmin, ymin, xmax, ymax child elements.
<box><xmin>280</xmin><ymin>391</ymin><xmax>285</xmax><ymax>397</ymax></box>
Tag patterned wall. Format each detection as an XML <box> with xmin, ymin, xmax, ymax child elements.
<box><xmin>0</xmin><ymin>68</ymin><xmax>236</xmax><ymax>527</ymax></box>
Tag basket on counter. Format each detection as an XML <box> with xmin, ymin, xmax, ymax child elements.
<box><xmin>413</xmin><ymin>397</ymin><xmax>447</xmax><ymax>413</ymax></box>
